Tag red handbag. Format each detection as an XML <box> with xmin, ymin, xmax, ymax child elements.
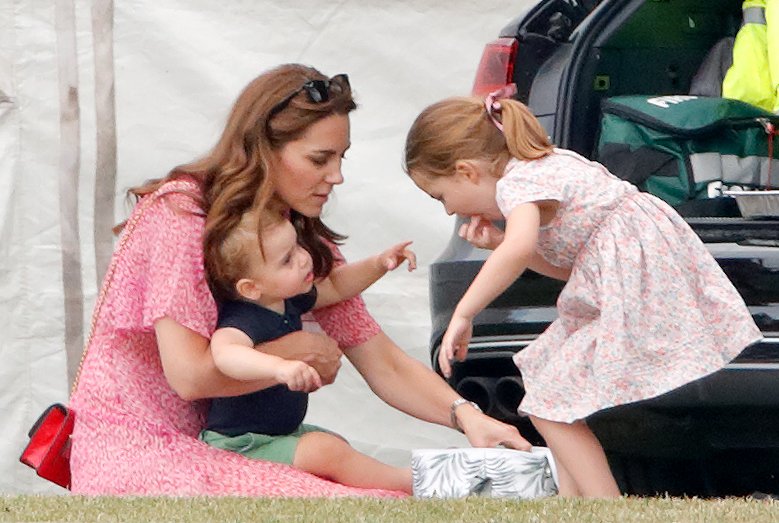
<box><xmin>19</xmin><ymin>404</ymin><xmax>75</xmax><ymax>489</ymax></box>
<box><xmin>18</xmin><ymin>196</ymin><xmax>154</xmax><ymax>489</ymax></box>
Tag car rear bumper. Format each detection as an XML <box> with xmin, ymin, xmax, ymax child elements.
<box><xmin>444</xmin><ymin>335</ymin><xmax>779</xmax><ymax>453</ymax></box>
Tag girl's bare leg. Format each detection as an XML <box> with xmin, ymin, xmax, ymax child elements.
<box><xmin>293</xmin><ymin>431</ymin><xmax>412</xmax><ymax>493</ymax></box>
<box><xmin>530</xmin><ymin>415</ymin><xmax>620</xmax><ymax>498</ymax></box>
<box><xmin>551</xmin><ymin>455</ymin><xmax>581</xmax><ymax>497</ymax></box>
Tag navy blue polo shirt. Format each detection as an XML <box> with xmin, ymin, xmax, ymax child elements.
<box><xmin>205</xmin><ymin>288</ymin><xmax>318</xmax><ymax>437</ymax></box>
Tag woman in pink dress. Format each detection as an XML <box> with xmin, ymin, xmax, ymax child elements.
<box><xmin>402</xmin><ymin>86</ymin><xmax>762</xmax><ymax>497</ymax></box>
<box><xmin>68</xmin><ymin>64</ymin><xmax>527</xmax><ymax>496</ymax></box>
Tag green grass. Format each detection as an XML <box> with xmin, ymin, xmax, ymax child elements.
<box><xmin>1</xmin><ymin>496</ymin><xmax>778</xmax><ymax>522</ymax></box>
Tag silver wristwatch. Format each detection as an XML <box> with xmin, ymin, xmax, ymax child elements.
<box><xmin>450</xmin><ymin>398</ymin><xmax>481</xmax><ymax>433</ymax></box>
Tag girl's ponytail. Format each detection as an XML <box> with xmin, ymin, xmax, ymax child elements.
<box><xmin>404</xmin><ymin>91</ymin><xmax>553</xmax><ymax>182</ymax></box>
<box><xmin>499</xmin><ymin>99</ymin><xmax>553</xmax><ymax>161</ymax></box>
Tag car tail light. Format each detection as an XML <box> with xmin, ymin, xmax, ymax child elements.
<box><xmin>471</xmin><ymin>37</ymin><xmax>518</xmax><ymax>96</ymax></box>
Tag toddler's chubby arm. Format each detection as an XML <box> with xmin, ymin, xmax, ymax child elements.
<box><xmin>211</xmin><ymin>327</ymin><xmax>322</xmax><ymax>392</ymax></box>
<box><xmin>314</xmin><ymin>241</ymin><xmax>417</xmax><ymax>309</ymax></box>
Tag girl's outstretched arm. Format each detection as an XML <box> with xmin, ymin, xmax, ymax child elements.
<box><xmin>439</xmin><ymin>203</ymin><xmax>541</xmax><ymax>377</ymax></box>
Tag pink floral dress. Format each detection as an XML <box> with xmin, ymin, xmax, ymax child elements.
<box><xmin>69</xmin><ymin>179</ymin><xmax>405</xmax><ymax>497</ymax></box>
<box><xmin>496</xmin><ymin>149</ymin><xmax>762</xmax><ymax>423</ymax></box>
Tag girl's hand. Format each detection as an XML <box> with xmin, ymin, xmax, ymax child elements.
<box><xmin>459</xmin><ymin>216</ymin><xmax>504</xmax><ymax>250</ymax></box>
<box><xmin>438</xmin><ymin>314</ymin><xmax>473</xmax><ymax>378</ymax></box>
<box><xmin>275</xmin><ymin>360</ymin><xmax>322</xmax><ymax>392</ymax></box>
<box><xmin>377</xmin><ymin>241</ymin><xmax>417</xmax><ymax>272</ymax></box>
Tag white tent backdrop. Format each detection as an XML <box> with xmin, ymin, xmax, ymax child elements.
<box><xmin>1</xmin><ymin>0</ymin><xmax>527</xmax><ymax>493</ymax></box>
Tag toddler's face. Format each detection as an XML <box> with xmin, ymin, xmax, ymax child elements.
<box><xmin>245</xmin><ymin>220</ymin><xmax>315</xmax><ymax>301</ymax></box>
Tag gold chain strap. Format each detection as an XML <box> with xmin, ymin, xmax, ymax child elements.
<box><xmin>69</xmin><ymin>195</ymin><xmax>157</xmax><ymax>397</ymax></box>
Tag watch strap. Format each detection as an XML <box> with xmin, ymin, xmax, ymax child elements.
<box><xmin>450</xmin><ymin>398</ymin><xmax>481</xmax><ymax>432</ymax></box>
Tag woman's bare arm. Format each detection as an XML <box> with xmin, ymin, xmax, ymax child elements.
<box><xmin>345</xmin><ymin>331</ymin><xmax>530</xmax><ymax>450</ymax></box>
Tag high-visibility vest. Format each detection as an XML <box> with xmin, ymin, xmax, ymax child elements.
<box><xmin>767</xmin><ymin>0</ymin><xmax>779</xmax><ymax>112</ymax></box>
<box><xmin>723</xmin><ymin>0</ymin><xmax>776</xmax><ymax>113</ymax></box>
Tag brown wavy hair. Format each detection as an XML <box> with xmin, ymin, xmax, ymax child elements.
<box><xmin>118</xmin><ymin>64</ymin><xmax>356</xmax><ymax>302</ymax></box>
<box><xmin>403</xmin><ymin>96</ymin><xmax>552</xmax><ymax>180</ymax></box>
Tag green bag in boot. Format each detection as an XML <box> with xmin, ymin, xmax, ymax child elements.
<box><xmin>596</xmin><ymin>95</ymin><xmax>779</xmax><ymax>207</ymax></box>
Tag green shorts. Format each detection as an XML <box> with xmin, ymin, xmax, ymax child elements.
<box><xmin>199</xmin><ymin>424</ymin><xmax>339</xmax><ymax>465</ymax></box>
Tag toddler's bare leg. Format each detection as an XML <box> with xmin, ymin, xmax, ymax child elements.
<box><xmin>293</xmin><ymin>431</ymin><xmax>412</xmax><ymax>494</ymax></box>
<box><xmin>530</xmin><ymin>415</ymin><xmax>620</xmax><ymax>498</ymax></box>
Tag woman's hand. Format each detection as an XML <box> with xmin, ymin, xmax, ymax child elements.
<box><xmin>456</xmin><ymin>403</ymin><xmax>532</xmax><ymax>451</ymax></box>
<box><xmin>262</xmin><ymin>330</ymin><xmax>343</xmax><ymax>385</ymax></box>
<box><xmin>438</xmin><ymin>314</ymin><xmax>473</xmax><ymax>378</ymax></box>
<box><xmin>377</xmin><ymin>241</ymin><xmax>417</xmax><ymax>271</ymax></box>
<box><xmin>459</xmin><ymin>216</ymin><xmax>504</xmax><ymax>250</ymax></box>
<box><xmin>346</xmin><ymin>331</ymin><xmax>528</xmax><ymax>451</ymax></box>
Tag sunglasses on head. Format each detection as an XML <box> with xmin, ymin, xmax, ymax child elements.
<box><xmin>266</xmin><ymin>73</ymin><xmax>350</xmax><ymax>125</ymax></box>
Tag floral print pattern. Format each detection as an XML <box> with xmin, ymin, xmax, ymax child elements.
<box><xmin>69</xmin><ymin>179</ymin><xmax>397</xmax><ymax>497</ymax></box>
<box><xmin>496</xmin><ymin>149</ymin><xmax>762</xmax><ymax>423</ymax></box>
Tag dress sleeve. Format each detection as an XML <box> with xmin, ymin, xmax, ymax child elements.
<box><xmin>109</xmin><ymin>185</ymin><xmax>217</xmax><ymax>339</ymax></box>
<box><xmin>496</xmin><ymin>161</ymin><xmax>564</xmax><ymax>218</ymax></box>
<box><xmin>310</xmin><ymin>243</ymin><xmax>381</xmax><ymax>349</ymax></box>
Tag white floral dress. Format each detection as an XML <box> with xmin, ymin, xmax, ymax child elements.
<box><xmin>495</xmin><ymin>149</ymin><xmax>762</xmax><ymax>423</ymax></box>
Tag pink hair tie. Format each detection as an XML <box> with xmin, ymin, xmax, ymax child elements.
<box><xmin>484</xmin><ymin>83</ymin><xmax>518</xmax><ymax>132</ymax></box>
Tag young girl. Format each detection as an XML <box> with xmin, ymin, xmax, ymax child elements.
<box><xmin>402</xmin><ymin>84</ymin><xmax>763</xmax><ymax>497</ymax></box>
<box><xmin>200</xmin><ymin>206</ymin><xmax>417</xmax><ymax>493</ymax></box>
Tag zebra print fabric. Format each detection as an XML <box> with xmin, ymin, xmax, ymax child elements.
<box><xmin>412</xmin><ymin>447</ymin><xmax>558</xmax><ymax>499</ymax></box>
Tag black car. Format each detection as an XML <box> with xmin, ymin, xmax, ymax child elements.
<box><xmin>430</xmin><ymin>0</ymin><xmax>779</xmax><ymax>496</ymax></box>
